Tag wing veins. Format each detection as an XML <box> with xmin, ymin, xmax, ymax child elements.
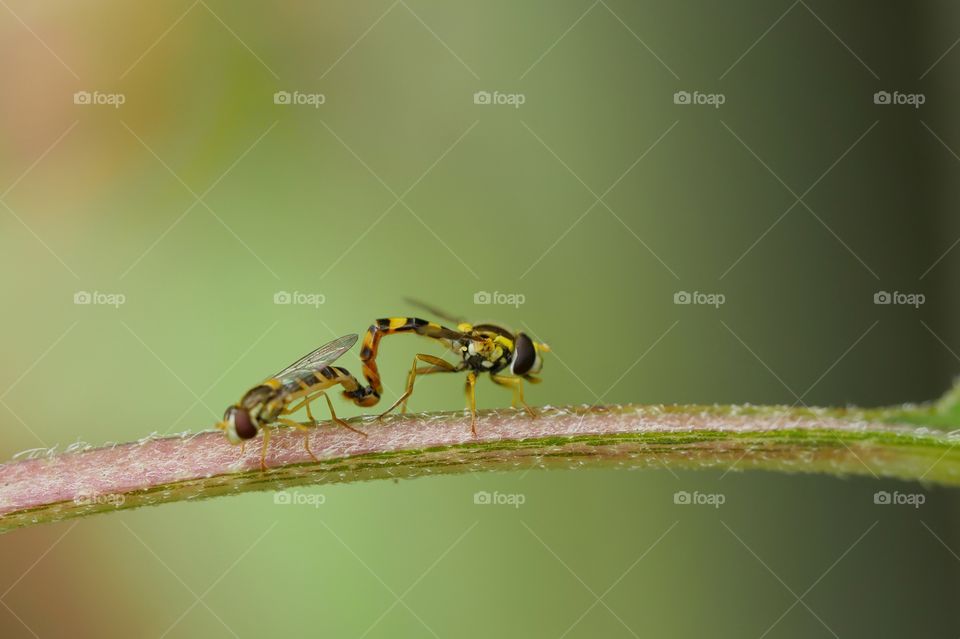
<box><xmin>269</xmin><ymin>334</ymin><xmax>358</xmax><ymax>381</ymax></box>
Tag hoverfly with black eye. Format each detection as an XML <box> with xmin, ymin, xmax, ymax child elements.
<box><xmin>342</xmin><ymin>300</ymin><xmax>550</xmax><ymax>435</ymax></box>
<box><xmin>216</xmin><ymin>334</ymin><xmax>367</xmax><ymax>470</ymax></box>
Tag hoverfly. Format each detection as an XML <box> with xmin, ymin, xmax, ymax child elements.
<box><xmin>216</xmin><ymin>334</ymin><xmax>367</xmax><ymax>470</ymax></box>
<box><xmin>342</xmin><ymin>300</ymin><xmax>550</xmax><ymax>435</ymax></box>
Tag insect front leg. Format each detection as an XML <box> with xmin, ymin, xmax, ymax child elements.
<box><xmin>490</xmin><ymin>374</ymin><xmax>538</xmax><ymax>418</ymax></box>
<box><xmin>278</xmin><ymin>382</ymin><xmax>330</xmax><ymax>457</ymax></box>
<box><xmin>465</xmin><ymin>371</ymin><xmax>478</xmax><ymax>437</ymax></box>
<box><xmin>259</xmin><ymin>425</ymin><xmax>272</xmax><ymax>472</ymax></box>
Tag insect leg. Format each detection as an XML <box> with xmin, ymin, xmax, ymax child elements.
<box><xmin>400</xmin><ymin>364</ymin><xmax>457</xmax><ymax>413</ymax></box>
<box><xmin>303</xmin><ymin>399</ymin><xmax>316</xmax><ymax>423</ymax></box>
<box><xmin>275</xmin><ymin>417</ymin><xmax>320</xmax><ymax>462</ymax></box>
<box><xmin>259</xmin><ymin>425</ymin><xmax>272</xmax><ymax>472</ymax></box>
<box><xmin>322</xmin><ymin>392</ymin><xmax>367</xmax><ymax>436</ymax></box>
<box><xmin>282</xmin><ymin>384</ymin><xmax>367</xmax><ymax>437</ymax></box>
<box><xmin>352</xmin><ymin>318</ymin><xmax>462</xmax><ymax>407</ymax></box>
<box><xmin>490</xmin><ymin>374</ymin><xmax>538</xmax><ymax>417</ymax></box>
<box><xmin>489</xmin><ymin>374</ymin><xmax>521</xmax><ymax>407</ymax></box>
<box><xmin>283</xmin><ymin>396</ymin><xmax>312</xmax><ymax>416</ymax></box>
<box><xmin>277</xmin><ymin>378</ymin><xmax>316</xmax><ymax>417</ymax></box>
<box><xmin>465</xmin><ymin>371</ymin><xmax>478</xmax><ymax>436</ymax></box>
<box><xmin>377</xmin><ymin>354</ymin><xmax>459</xmax><ymax>420</ymax></box>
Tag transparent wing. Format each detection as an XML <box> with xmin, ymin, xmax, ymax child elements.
<box><xmin>402</xmin><ymin>298</ymin><xmax>486</xmax><ymax>342</ymax></box>
<box><xmin>269</xmin><ymin>334</ymin><xmax>358</xmax><ymax>380</ymax></box>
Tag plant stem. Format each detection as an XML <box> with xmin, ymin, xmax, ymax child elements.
<box><xmin>1</xmin><ymin>403</ymin><xmax>958</xmax><ymax>534</ymax></box>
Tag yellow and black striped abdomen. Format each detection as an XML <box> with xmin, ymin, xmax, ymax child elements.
<box><xmin>254</xmin><ymin>365</ymin><xmax>370</xmax><ymax>423</ymax></box>
<box><xmin>278</xmin><ymin>365</ymin><xmax>360</xmax><ymax>396</ymax></box>
<box><xmin>355</xmin><ymin>317</ymin><xmax>452</xmax><ymax>402</ymax></box>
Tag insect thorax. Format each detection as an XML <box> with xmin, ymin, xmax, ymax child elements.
<box><xmin>240</xmin><ymin>384</ymin><xmax>277</xmax><ymax>410</ymax></box>
<box><xmin>459</xmin><ymin>335</ymin><xmax>512</xmax><ymax>374</ymax></box>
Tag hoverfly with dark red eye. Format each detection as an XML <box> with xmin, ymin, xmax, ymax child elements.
<box><xmin>216</xmin><ymin>334</ymin><xmax>367</xmax><ymax>470</ymax></box>
<box><xmin>342</xmin><ymin>300</ymin><xmax>550</xmax><ymax>436</ymax></box>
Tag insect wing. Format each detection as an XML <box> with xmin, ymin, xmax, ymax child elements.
<box><xmin>403</xmin><ymin>298</ymin><xmax>466</xmax><ymax>325</ymax></box>
<box><xmin>269</xmin><ymin>334</ymin><xmax>359</xmax><ymax>381</ymax></box>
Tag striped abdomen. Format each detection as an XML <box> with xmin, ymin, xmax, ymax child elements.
<box><xmin>352</xmin><ymin>317</ymin><xmax>452</xmax><ymax>406</ymax></box>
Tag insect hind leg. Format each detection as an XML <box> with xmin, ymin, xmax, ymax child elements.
<box><xmin>282</xmin><ymin>378</ymin><xmax>368</xmax><ymax>437</ymax></box>
<box><xmin>377</xmin><ymin>353</ymin><xmax>459</xmax><ymax>420</ymax></box>
<box><xmin>351</xmin><ymin>317</ymin><xmax>461</xmax><ymax>408</ymax></box>
<box><xmin>322</xmin><ymin>391</ymin><xmax>366</xmax><ymax>436</ymax></box>
<box><xmin>400</xmin><ymin>363</ymin><xmax>459</xmax><ymax>413</ymax></box>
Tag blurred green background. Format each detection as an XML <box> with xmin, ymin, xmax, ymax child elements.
<box><xmin>2</xmin><ymin>1</ymin><xmax>959</xmax><ymax>636</ymax></box>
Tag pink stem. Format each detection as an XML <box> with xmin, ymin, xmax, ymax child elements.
<box><xmin>0</xmin><ymin>405</ymin><xmax>954</xmax><ymax>533</ymax></box>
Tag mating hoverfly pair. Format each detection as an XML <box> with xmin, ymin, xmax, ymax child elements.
<box><xmin>216</xmin><ymin>302</ymin><xmax>550</xmax><ymax>469</ymax></box>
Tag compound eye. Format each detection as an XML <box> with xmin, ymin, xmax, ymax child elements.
<box><xmin>227</xmin><ymin>407</ymin><xmax>258</xmax><ymax>440</ymax></box>
<box><xmin>511</xmin><ymin>333</ymin><xmax>536</xmax><ymax>376</ymax></box>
